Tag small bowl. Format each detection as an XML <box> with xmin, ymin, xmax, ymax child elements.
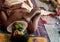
<box><xmin>7</xmin><ymin>21</ymin><xmax>28</xmax><ymax>33</ymax></box>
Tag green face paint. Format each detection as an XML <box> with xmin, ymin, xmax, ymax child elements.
<box><xmin>12</xmin><ymin>22</ymin><xmax>24</xmax><ymax>36</ymax></box>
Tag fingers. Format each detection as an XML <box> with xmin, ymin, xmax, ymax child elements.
<box><xmin>23</xmin><ymin>7</ymin><xmax>40</xmax><ymax>22</ymax></box>
<box><xmin>0</xmin><ymin>11</ymin><xmax>7</xmax><ymax>28</ymax></box>
<box><xmin>27</xmin><ymin>13</ymin><xmax>40</xmax><ymax>34</ymax></box>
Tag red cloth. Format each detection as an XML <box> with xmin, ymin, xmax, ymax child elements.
<box><xmin>48</xmin><ymin>13</ymin><xmax>55</xmax><ymax>18</ymax></box>
<box><xmin>42</xmin><ymin>20</ymin><xmax>47</xmax><ymax>24</ymax></box>
<box><xmin>57</xmin><ymin>9</ymin><xmax>60</xmax><ymax>16</ymax></box>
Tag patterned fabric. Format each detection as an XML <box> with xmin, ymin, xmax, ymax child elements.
<box><xmin>32</xmin><ymin>18</ymin><xmax>50</xmax><ymax>42</ymax></box>
<box><xmin>28</xmin><ymin>37</ymin><xmax>48</xmax><ymax>42</ymax></box>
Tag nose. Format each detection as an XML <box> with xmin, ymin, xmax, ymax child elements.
<box><xmin>13</xmin><ymin>30</ymin><xmax>23</xmax><ymax>36</ymax></box>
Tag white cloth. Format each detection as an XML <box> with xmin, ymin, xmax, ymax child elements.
<box><xmin>40</xmin><ymin>10</ymin><xmax>55</xmax><ymax>15</ymax></box>
<box><xmin>21</xmin><ymin>0</ymin><xmax>33</xmax><ymax>12</ymax></box>
<box><xmin>35</xmin><ymin>0</ymin><xmax>49</xmax><ymax>10</ymax></box>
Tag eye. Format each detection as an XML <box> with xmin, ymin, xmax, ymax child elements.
<box><xmin>19</xmin><ymin>29</ymin><xmax>22</xmax><ymax>31</ymax></box>
<box><xmin>18</xmin><ymin>28</ymin><xmax>23</xmax><ymax>31</ymax></box>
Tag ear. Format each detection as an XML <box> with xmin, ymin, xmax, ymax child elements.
<box><xmin>27</xmin><ymin>12</ymin><xmax>40</xmax><ymax>34</ymax></box>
